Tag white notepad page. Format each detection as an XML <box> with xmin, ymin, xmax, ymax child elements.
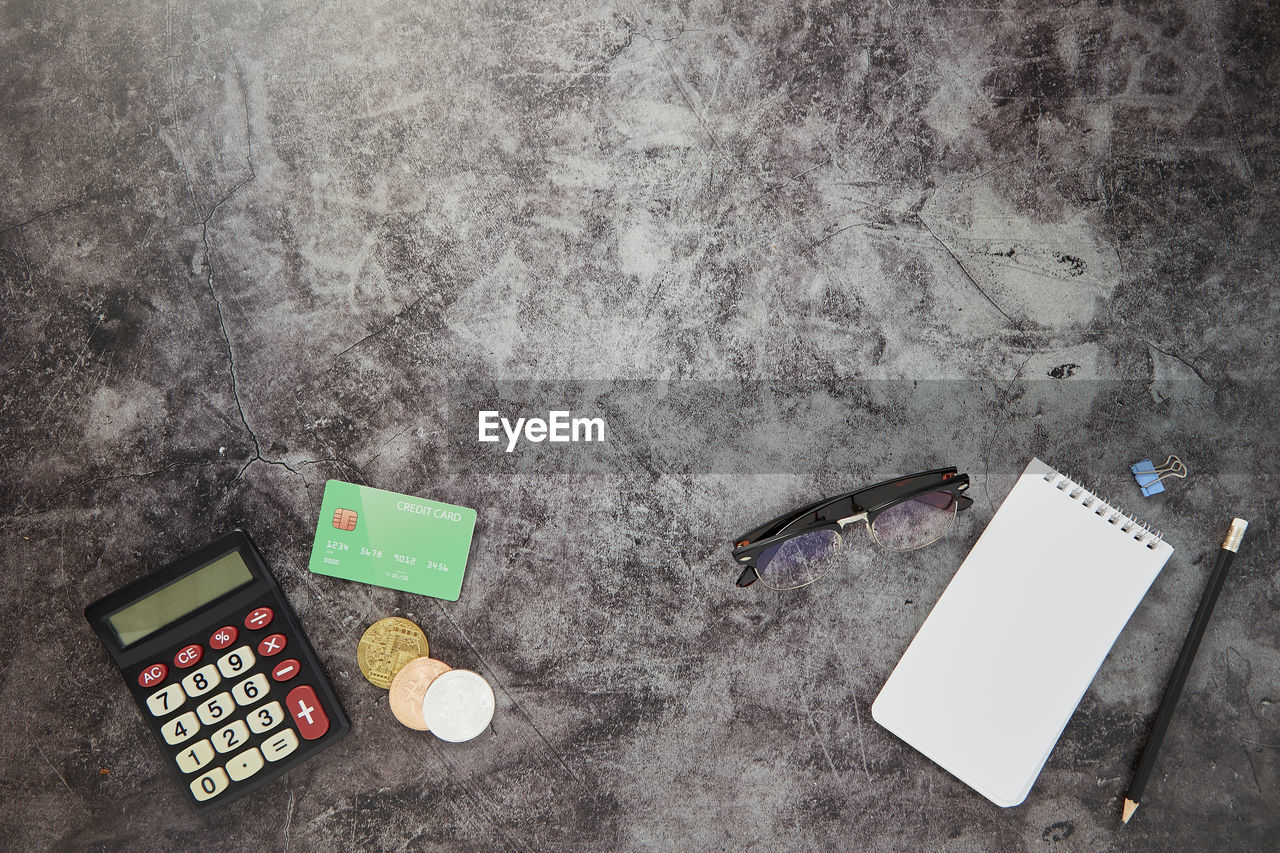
<box><xmin>871</xmin><ymin>458</ymin><xmax>1173</xmax><ymax>807</ymax></box>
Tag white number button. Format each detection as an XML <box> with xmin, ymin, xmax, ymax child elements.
<box><xmin>175</xmin><ymin>739</ymin><xmax>215</xmax><ymax>774</ymax></box>
<box><xmin>196</xmin><ymin>691</ymin><xmax>235</xmax><ymax>726</ymax></box>
<box><xmin>226</xmin><ymin>746</ymin><xmax>265</xmax><ymax>782</ymax></box>
<box><xmin>212</xmin><ymin>719</ymin><xmax>250</xmax><ymax>754</ymax></box>
<box><xmin>160</xmin><ymin>711</ymin><xmax>201</xmax><ymax>745</ymax></box>
<box><xmin>261</xmin><ymin>728</ymin><xmax>299</xmax><ymax>762</ymax></box>
<box><xmin>248</xmin><ymin>700</ymin><xmax>285</xmax><ymax>735</ymax></box>
<box><xmin>190</xmin><ymin>767</ymin><xmax>229</xmax><ymax>802</ymax></box>
<box><xmin>181</xmin><ymin>664</ymin><xmax>221</xmax><ymax>699</ymax></box>
<box><xmin>231</xmin><ymin>673</ymin><xmax>269</xmax><ymax>707</ymax></box>
<box><xmin>145</xmin><ymin>683</ymin><xmax>186</xmax><ymax>717</ymax></box>
<box><xmin>216</xmin><ymin>645</ymin><xmax>255</xmax><ymax>679</ymax></box>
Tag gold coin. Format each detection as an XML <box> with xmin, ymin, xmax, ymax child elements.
<box><xmin>388</xmin><ymin>657</ymin><xmax>452</xmax><ymax>730</ymax></box>
<box><xmin>357</xmin><ymin>617</ymin><xmax>429</xmax><ymax>689</ymax></box>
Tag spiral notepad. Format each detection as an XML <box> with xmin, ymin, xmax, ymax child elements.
<box><xmin>872</xmin><ymin>457</ymin><xmax>1173</xmax><ymax>807</ymax></box>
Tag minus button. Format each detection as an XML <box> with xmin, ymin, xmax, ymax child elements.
<box><xmin>271</xmin><ymin>658</ymin><xmax>301</xmax><ymax>682</ymax></box>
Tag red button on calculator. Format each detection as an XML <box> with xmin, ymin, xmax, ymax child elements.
<box><xmin>209</xmin><ymin>626</ymin><xmax>238</xmax><ymax>649</ymax></box>
<box><xmin>139</xmin><ymin>662</ymin><xmax>168</xmax><ymax>687</ymax></box>
<box><xmin>287</xmin><ymin>685</ymin><xmax>329</xmax><ymax>739</ymax></box>
<box><xmin>271</xmin><ymin>659</ymin><xmax>301</xmax><ymax>682</ymax></box>
<box><xmin>245</xmin><ymin>607</ymin><xmax>273</xmax><ymax>630</ymax></box>
<box><xmin>258</xmin><ymin>633</ymin><xmax>286</xmax><ymax>656</ymax></box>
<box><xmin>174</xmin><ymin>644</ymin><xmax>203</xmax><ymax>668</ymax></box>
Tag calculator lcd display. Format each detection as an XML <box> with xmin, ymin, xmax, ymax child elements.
<box><xmin>107</xmin><ymin>551</ymin><xmax>254</xmax><ymax>647</ymax></box>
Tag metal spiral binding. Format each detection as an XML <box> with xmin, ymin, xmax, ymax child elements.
<box><xmin>1041</xmin><ymin>464</ymin><xmax>1165</xmax><ymax>549</ymax></box>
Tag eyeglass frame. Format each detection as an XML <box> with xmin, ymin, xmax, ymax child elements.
<box><xmin>730</xmin><ymin>467</ymin><xmax>973</xmax><ymax>588</ymax></box>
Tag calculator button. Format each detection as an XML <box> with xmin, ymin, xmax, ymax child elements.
<box><xmin>211</xmin><ymin>719</ymin><xmax>251</xmax><ymax>754</ymax></box>
<box><xmin>248</xmin><ymin>700</ymin><xmax>286</xmax><ymax>734</ymax></box>
<box><xmin>190</xmin><ymin>767</ymin><xmax>229</xmax><ymax>802</ymax></box>
<box><xmin>226</xmin><ymin>747</ymin><xmax>265</xmax><ymax>782</ymax></box>
<box><xmin>173</xmin><ymin>643</ymin><xmax>203</xmax><ymax>669</ymax></box>
<box><xmin>196</xmin><ymin>691</ymin><xmax>235</xmax><ymax>726</ymax></box>
<box><xmin>209</xmin><ymin>626</ymin><xmax>238</xmax><ymax>649</ymax></box>
<box><xmin>261</xmin><ymin>728</ymin><xmax>299</xmax><ymax>762</ymax></box>
<box><xmin>138</xmin><ymin>663</ymin><xmax>168</xmax><ymax>688</ymax></box>
<box><xmin>257</xmin><ymin>633</ymin><xmax>287</xmax><ymax>656</ymax></box>
<box><xmin>161</xmin><ymin>711</ymin><xmax>201</xmax><ymax>745</ymax></box>
<box><xmin>216</xmin><ymin>645</ymin><xmax>256</xmax><ymax>678</ymax></box>
<box><xmin>245</xmin><ymin>607</ymin><xmax>274</xmax><ymax>630</ymax></box>
<box><xmin>271</xmin><ymin>659</ymin><xmax>301</xmax><ymax>682</ymax></box>
<box><xmin>286</xmin><ymin>685</ymin><xmax>330</xmax><ymax>740</ymax></box>
<box><xmin>145</xmin><ymin>683</ymin><xmax>186</xmax><ymax>717</ymax></box>
<box><xmin>175</xmin><ymin>739</ymin><xmax>215</xmax><ymax>774</ymax></box>
<box><xmin>181</xmin><ymin>664</ymin><xmax>221</xmax><ymax>698</ymax></box>
<box><xmin>231</xmin><ymin>673</ymin><xmax>270</xmax><ymax>707</ymax></box>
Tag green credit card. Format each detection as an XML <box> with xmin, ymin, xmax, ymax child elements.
<box><xmin>307</xmin><ymin>480</ymin><xmax>477</xmax><ymax>601</ymax></box>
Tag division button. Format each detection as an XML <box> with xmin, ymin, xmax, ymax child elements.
<box><xmin>244</xmin><ymin>607</ymin><xmax>274</xmax><ymax>630</ymax></box>
<box><xmin>257</xmin><ymin>633</ymin><xmax>286</xmax><ymax>656</ymax></box>
<box><xmin>270</xmin><ymin>658</ymin><xmax>301</xmax><ymax>682</ymax></box>
<box><xmin>286</xmin><ymin>685</ymin><xmax>330</xmax><ymax>740</ymax></box>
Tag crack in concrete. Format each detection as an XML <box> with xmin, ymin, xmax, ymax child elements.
<box><xmin>328</xmin><ymin>292</ymin><xmax>431</xmax><ymax>368</ymax></box>
<box><xmin>198</xmin><ymin>60</ymin><xmax>305</xmax><ymax>486</ymax></box>
<box><xmin>0</xmin><ymin>192</ymin><xmax>98</xmax><ymax>236</ymax></box>
<box><xmin>4</xmin><ymin>459</ymin><xmax>214</xmax><ymax>523</ymax></box>
<box><xmin>1146</xmin><ymin>341</ymin><xmax>1215</xmax><ymax>390</ymax></box>
<box><xmin>917</xmin><ymin>212</ymin><xmax>1018</xmax><ymax>326</ymax></box>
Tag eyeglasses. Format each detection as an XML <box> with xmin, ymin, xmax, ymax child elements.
<box><xmin>730</xmin><ymin>467</ymin><xmax>972</xmax><ymax>589</ymax></box>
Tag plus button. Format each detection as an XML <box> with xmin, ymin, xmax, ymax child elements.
<box><xmin>286</xmin><ymin>685</ymin><xmax>330</xmax><ymax>740</ymax></box>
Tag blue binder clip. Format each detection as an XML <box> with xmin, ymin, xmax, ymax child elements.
<box><xmin>1131</xmin><ymin>455</ymin><xmax>1187</xmax><ymax>496</ymax></box>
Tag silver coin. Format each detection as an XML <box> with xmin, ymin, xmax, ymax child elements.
<box><xmin>421</xmin><ymin>669</ymin><xmax>495</xmax><ymax>742</ymax></box>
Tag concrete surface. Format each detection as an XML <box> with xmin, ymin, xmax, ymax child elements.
<box><xmin>1</xmin><ymin>0</ymin><xmax>1277</xmax><ymax>850</ymax></box>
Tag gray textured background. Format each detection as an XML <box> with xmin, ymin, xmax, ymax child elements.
<box><xmin>2</xmin><ymin>0</ymin><xmax>1278</xmax><ymax>850</ymax></box>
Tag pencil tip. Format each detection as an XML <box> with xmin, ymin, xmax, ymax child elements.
<box><xmin>1122</xmin><ymin>799</ymin><xmax>1138</xmax><ymax>824</ymax></box>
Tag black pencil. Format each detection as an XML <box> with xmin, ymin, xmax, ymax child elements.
<box><xmin>1122</xmin><ymin>517</ymin><xmax>1249</xmax><ymax>824</ymax></box>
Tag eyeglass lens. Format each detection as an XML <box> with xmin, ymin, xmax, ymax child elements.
<box><xmin>755</xmin><ymin>529</ymin><xmax>843</xmax><ymax>589</ymax></box>
<box><xmin>869</xmin><ymin>490</ymin><xmax>957</xmax><ymax>550</ymax></box>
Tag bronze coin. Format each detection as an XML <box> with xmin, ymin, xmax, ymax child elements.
<box><xmin>389</xmin><ymin>657</ymin><xmax>452</xmax><ymax>730</ymax></box>
<box><xmin>357</xmin><ymin>617</ymin><xmax>429</xmax><ymax>689</ymax></box>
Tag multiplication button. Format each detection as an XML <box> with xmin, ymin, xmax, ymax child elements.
<box><xmin>190</xmin><ymin>767</ymin><xmax>229</xmax><ymax>802</ymax></box>
<box><xmin>226</xmin><ymin>747</ymin><xmax>265</xmax><ymax>782</ymax></box>
<box><xmin>145</xmin><ymin>683</ymin><xmax>185</xmax><ymax>717</ymax></box>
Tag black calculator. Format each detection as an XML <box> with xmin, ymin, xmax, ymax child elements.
<box><xmin>85</xmin><ymin>530</ymin><xmax>350</xmax><ymax>810</ymax></box>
